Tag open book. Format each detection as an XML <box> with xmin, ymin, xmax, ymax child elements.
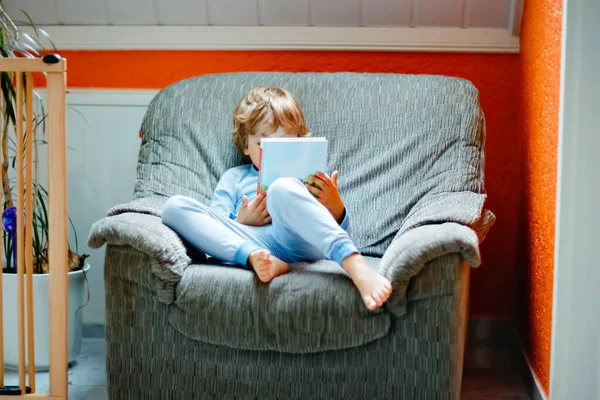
<box><xmin>257</xmin><ymin>137</ymin><xmax>328</xmax><ymax>194</ymax></box>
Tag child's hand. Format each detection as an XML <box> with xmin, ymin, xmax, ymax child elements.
<box><xmin>305</xmin><ymin>171</ymin><xmax>346</xmax><ymax>223</ymax></box>
<box><xmin>236</xmin><ymin>192</ymin><xmax>272</xmax><ymax>226</ymax></box>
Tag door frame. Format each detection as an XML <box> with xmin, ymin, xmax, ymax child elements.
<box><xmin>550</xmin><ymin>0</ymin><xmax>600</xmax><ymax>398</ymax></box>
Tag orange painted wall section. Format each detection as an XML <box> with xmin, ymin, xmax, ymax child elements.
<box><xmin>516</xmin><ymin>0</ymin><xmax>563</xmax><ymax>396</ymax></box>
<box><xmin>53</xmin><ymin>50</ymin><xmax>520</xmax><ymax>316</ymax></box>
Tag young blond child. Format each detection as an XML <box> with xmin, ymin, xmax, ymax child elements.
<box><xmin>162</xmin><ymin>87</ymin><xmax>392</xmax><ymax>310</ymax></box>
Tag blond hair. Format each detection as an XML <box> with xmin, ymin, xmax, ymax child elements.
<box><xmin>232</xmin><ymin>87</ymin><xmax>310</xmax><ymax>151</ymax></box>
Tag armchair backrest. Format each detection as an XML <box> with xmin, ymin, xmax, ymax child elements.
<box><xmin>136</xmin><ymin>72</ymin><xmax>487</xmax><ymax>256</ymax></box>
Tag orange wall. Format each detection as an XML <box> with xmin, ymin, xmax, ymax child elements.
<box><xmin>516</xmin><ymin>0</ymin><xmax>563</xmax><ymax>396</ymax></box>
<box><xmin>57</xmin><ymin>50</ymin><xmax>520</xmax><ymax>316</ymax></box>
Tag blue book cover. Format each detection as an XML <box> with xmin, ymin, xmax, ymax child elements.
<box><xmin>258</xmin><ymin>137</ymin><xmax>328</xmax><ymax>193</ymax></box>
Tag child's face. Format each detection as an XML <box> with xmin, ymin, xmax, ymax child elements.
<box><xmin>244</xmin><ymin>126</ymin><xmax>298</xmax><ymax>169</ymax></box>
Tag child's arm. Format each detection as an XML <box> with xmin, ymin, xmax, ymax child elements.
<box><xmin>211</xmin><ymin>169</ymin><xmax>271</xmax><ymax>226</ymax></box>
<box><xmin>210</xmin><ymin>170</ymin><xmax>238</xmax><ymax>220</ymax></box>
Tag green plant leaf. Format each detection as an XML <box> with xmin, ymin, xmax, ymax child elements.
<box><xmin>10</xmin><ymin>21</ymin><xmax>56</xmax><ymax>52</ymax></box>
<box><xmin>1</xmin><ymin>71</ymin><xmax>15</xmax><ymax>124</ymax></box>
<box><xmin>38</xmin><ymin>184</ymin><xmax>48</xmax><ymax>198</ymax></box>
<box><xmin>16</xmin><ymin>41</ymin><xmax>40</xmax><ymax>57</ymax></box>
<box><xmin>33</xmin><ymin>211</ymin><xmax>49</xmax><ymax>256</ymax></box>
<box><xmin>19</xmin><ymin>10</ymin><xmax>38</xmax><ymax>37</ymax></box>
<box><xmin>68</xmin><ymin>215</ymin><xmax>78</xmax><ymax>253</ymax></box>
<box><xmin>34</xmin><ymin>211</ymin><xmax>48</xmax><ymax>245</ymax></box>
<box><xmin>34</xmin><ymin>114</ymin><xmax>47</xmax><ymax>130</ymax></box>
<box><xmin>21</xmin><ymin>32</ymin><xmax>43</xmax><ymax>52</ymax></box>
<box><xmin>34</xmin><ymin>28</ymin><xmax>56</xmax><ymax>52</ymax></box>
<box><xmin>36</xmin><ymin>186</ymin><xmax>49</xmax><ymax>242</ymax></box>
<box><xmin>4</xmin><ymin>233</ymin><xmax>13</xmax><ymax>270</ymax></box>
<box><xmin>32</xmin><ymin>214</ymin><xmax>40</xmax><ymax>249</ymax></box>
<box><xmin>67</xmin><ymin>106</ymin><xmax>90</xmax><ymax>128</ymax></box>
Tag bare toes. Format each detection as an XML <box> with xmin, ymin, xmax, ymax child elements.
<box><xmin>249</xmin><ymin>250</ymin><xmax>274</xmax><ymax>283</ymax></box>
<box><xmin>364</xmin><ymin>296</ymin><xmax>377</xmax><ymax>310</ymax></box>
<box><xmin>371</xmin><ymin>292</ymin><xmax>383</xmax><ymax>306</ymax></box>
<box><xmin>377</xmin><ymin>288</ymin><xmax>389</xmax><ymax>300</ymax></box>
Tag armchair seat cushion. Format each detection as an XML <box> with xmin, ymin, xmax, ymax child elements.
<box><xmin>169</xmin><ymin>257</ymin><xmax>390</xmax><ymax>353</ymax></box>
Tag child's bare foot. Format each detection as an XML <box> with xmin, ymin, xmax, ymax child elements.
<box><xmin>342</xmin><ymin>254</ymin><xmax>392</xmax><ymax>310</ymax></box>
<box><xmin>248</xmin><ymin>249</ymin><xmax>289</xmax><ymax>283</ymax></box>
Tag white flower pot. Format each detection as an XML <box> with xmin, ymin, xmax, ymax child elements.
<box><xmin>2</xmin><ymin>264</ymin><xmax>90</xmax><ymax>371</ymax></box>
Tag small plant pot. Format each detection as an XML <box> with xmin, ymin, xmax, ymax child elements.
<box><xmin>1</xmin><ymin>264</ymin><xmax>90</xmax><ymax>371</ymax></box>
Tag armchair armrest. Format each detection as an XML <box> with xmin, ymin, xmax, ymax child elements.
<box><xmin>379</xmin><ymin>222</ymin><xmax>481</xmax><ymax>316</ymax></box>
<box><xmin>88</xmin><ymin>212</ymin><xmax>191</xmax><ymax>303</ymax></box>
<box><xmin>106</xmin><ymin>195</ymin><xmax>168</xmax><ymax>218</ymax></box>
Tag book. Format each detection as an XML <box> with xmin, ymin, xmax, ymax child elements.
<box><xmin>257</xmin><ymin>137</ymin><xmax>328</xmax><ymax>194</ymax></box>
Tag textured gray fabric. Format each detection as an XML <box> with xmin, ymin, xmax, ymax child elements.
<box><xmin>104</xmin><ymin>244</ymin><xmax>469</xmax><ymax>400</ymax></box>
<box><xmin>133</xmin><ymin>72</ymin><xmax>491</xmax><ymax>256</ymax></box>
<box><xmin>171</xmin><ymin>257</ymin><xmax>389</xmax><ymax>353</ymax></box>
<box><xmin>88</xmin><ymin>213</ymin><xmax>190</xmax><ymax>304</ymax></box>
<box><xmin>407</xmin><ymin>253</ymin><xmax>464</xmax><ymax>302</ymax></box>
<box><xmin>107</xmin><ymin>195</ymin><xmax>168</xmax><ymax>218</ymax></box>
<box><xmin>379</xmin><ymin>222</ymin><xmax>480</xmax><ymax>315</ymax></box>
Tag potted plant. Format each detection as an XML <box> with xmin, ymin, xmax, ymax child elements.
<box><xmin>0</xmin><ymin>3</ymin><xmax>90</xmax><ymax>371</ymax></box>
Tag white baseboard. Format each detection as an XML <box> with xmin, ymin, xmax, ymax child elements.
<box><xmin>24</xmin><ymin>25</ymin><xmax>519</xmax><ymax>53</ymax></box>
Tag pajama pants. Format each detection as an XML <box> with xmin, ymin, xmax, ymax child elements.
<box><xmin>162</xmin><ymin>177</ymin><xmax>359</xmax><ymax>267</ymax></box>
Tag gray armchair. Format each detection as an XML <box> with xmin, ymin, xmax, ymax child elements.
<box><xmin>89</xmin><ymin>72</ymin><xmax>494</xmax><ymax>400</ymax></box>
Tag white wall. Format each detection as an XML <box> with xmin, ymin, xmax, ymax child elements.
<box><xmin>59</xmin><ymin>91</ymin><xmax>154</xmax><ymax>324</ymax></box>
<box><xmin>550</xmin><ymin>0</ymin><xmax>600</xmax><ymax>397</ymax></box>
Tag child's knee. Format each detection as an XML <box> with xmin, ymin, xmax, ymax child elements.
<box><xmin>267</xmin><ymin>177</ymin><xmax>301</xmax><ymax>203</ymax></box>
<box><xmin>163</xmin><ymin>195</ymin><xmax>186</xmax><ymax>225</ymax></box>
<box><xmin>163</xmin><ymin>195</ymin><xmax>208</xmax><ymax>225</ymax></box>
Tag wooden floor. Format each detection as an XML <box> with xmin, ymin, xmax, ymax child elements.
<box><xmin>462</xmin><ymin>318</ymin><xmax>531</xmax><ymax>399</ymax></box>
<box><xmin>3</xmin><ymin>320</ymin><xmax>530</xmax><ymax>400</ymax></box>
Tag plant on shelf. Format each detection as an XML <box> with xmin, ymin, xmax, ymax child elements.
<box><xmin>0</xmin><ymin>3</ymin><xmax>88</xmax><ymax>274</ymax></box>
